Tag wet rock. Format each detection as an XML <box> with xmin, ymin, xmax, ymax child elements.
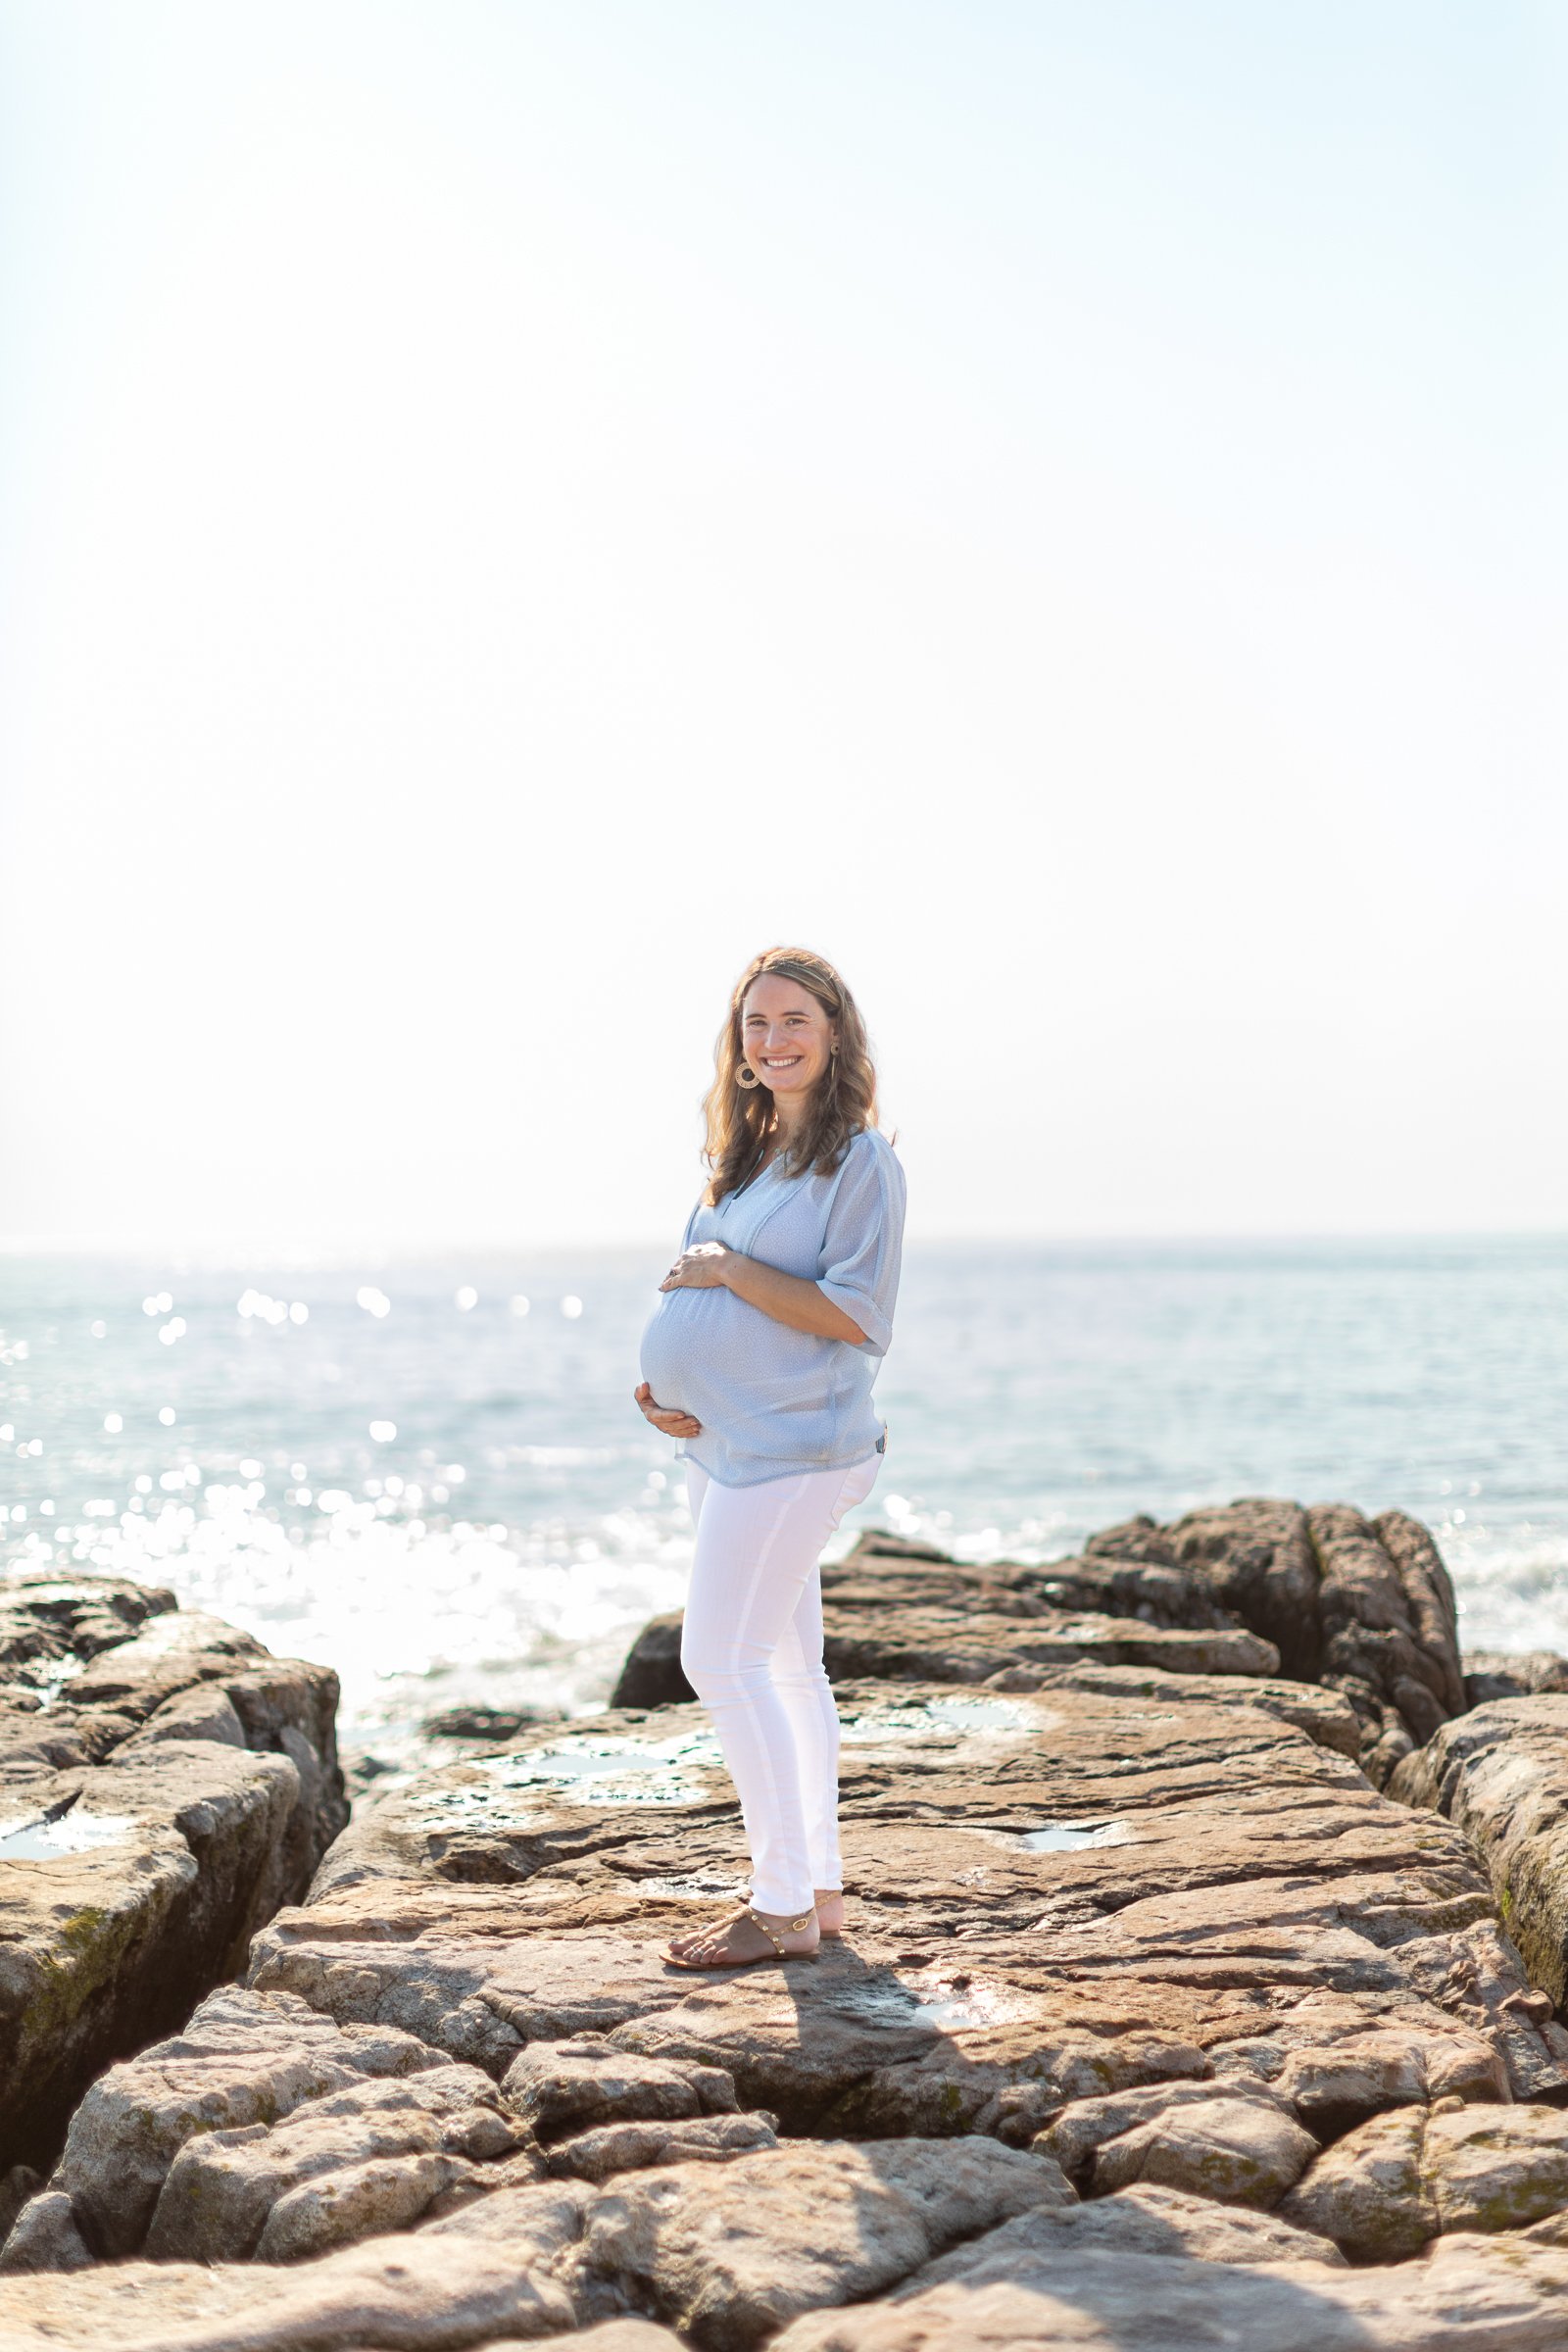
<box><xmin>903</xmin><ymin>2180</ymin><xmax>1348</xmax><ymax>2279</ymax></box>
<box><xmin>0</xmin><ymin>1577</ymin><xmax>348</xmax><ymax>2177</ymax></box>
<box><xmin>1282</xmin><ymin>2098</ymin><xmax>1568</xmax><ymax>2258</ymax></box>
<box><xmin>544</xmin><ymin>2111</ymin><xmax>778</xmax><ymax>2181</ymax></box>
<box><xmin>1392</xmin><ymin>1695</ymin><xmax>1568</xmax><ymax>2016</ymax></box>
<box><xmin>4</xmin><ymin>1985</ymin><xmax>445</xmax><ymax>2262</ymax></box>
<box><xmin>577</xmin><ymin>2137</ymin><xmax>1072</xmax><ymax>2350</ymax></box>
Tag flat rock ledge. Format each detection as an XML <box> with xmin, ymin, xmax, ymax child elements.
<box><xmin>0</xmin><ymin>1572</ymin><xmax>347</xmax><ymax>2181</ymax></box>
<box><xmin>613</xmin><ymin>1495</ymin><xmax>1466</xmax><ymax>1787</ymax></box>
<box><xmin>9</xmin><ymin>1503</ymin><xmax>1568</xmax><ymax>2349</ymax></box>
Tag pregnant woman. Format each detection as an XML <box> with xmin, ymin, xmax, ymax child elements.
<box><xmin>636</xmin><ymin>945</ymin><xmax>906</xmax><ymax>1971</ymax></box>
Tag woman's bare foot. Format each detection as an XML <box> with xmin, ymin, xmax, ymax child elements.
<box><xmin>666</xmin><ymin>1888</ymin><xmax>843</xmax><ymax>1959</ymax></box>
<box><xmin>664</xmin><ymin>1904</ymin><xmax>819</xmax><ymax>1969</ymax></box>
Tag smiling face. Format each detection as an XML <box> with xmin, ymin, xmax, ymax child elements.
<box><xmin>740</xmin><ymin>973</ymin><xmax>837</xmax><ymax>1105</ymax></box>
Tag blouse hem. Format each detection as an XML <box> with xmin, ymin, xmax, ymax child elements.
<box><xmin>677</xmin><ymin>1441</ymin><xmax>883</xmax><ymax>1491</ymax></box>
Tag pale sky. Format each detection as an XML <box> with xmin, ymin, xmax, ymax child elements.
<box><xmin>2</xmin><ymin>1</ymin><xmax>1563</xmax><ymax>1251</ymax></box>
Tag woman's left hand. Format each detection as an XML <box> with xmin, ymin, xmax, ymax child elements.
<box><xmin>659</xmin><ymin>1242</ymin><xmax>737</xmax><ymax>1292</ymax></box>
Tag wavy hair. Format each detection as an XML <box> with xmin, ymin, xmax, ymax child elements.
<box><xmin>702</xmin><ymin>947</ymin><xmax>880</xmax><ymax>1206</ymax></box>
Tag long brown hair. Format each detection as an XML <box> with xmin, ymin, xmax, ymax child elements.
<box><xmin>702</xmin><ymin>948</ymin><xmax>879</xmax><ymax>1206</ymax></box>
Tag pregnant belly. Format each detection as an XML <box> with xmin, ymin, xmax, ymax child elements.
<box><xmin>639</xmin><ymin>1289</ymin><xmax>831</xmax><ymax>1426</ymax></box>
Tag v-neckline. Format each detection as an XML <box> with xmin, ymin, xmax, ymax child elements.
<box><xmin>731</xmin><ymin>1150</ymin><xmax>782</xmax><ymax>1202</ymax></box>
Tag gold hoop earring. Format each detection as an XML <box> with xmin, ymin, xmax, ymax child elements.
<box><xmin>736</xmin><ymin>1062</ymin><xmax>761</xmax><ymax>1090</ymax></box>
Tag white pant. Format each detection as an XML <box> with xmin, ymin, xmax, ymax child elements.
<box><xmin>681</xmin><ymin>1452</ymin><xmax>881</xmax><ymax>1915</ymax></box>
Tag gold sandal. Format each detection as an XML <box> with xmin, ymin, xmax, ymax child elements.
<box><xmin>665</xmin><ymin>1905</ymin><xmax>818</xmax><ymax>1971</ymax></box>
<box><xmin>746</xmin><ymin>1906</ymin><xmax>817</xmax><ymax>1960</ymax></box>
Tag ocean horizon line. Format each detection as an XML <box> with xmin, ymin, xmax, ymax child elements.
<box><xmin>3</xmin><ymin>1225</ymin><xmax>1566</xmax><ymax>1266</ymax></box>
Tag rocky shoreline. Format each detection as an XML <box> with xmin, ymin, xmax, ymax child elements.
<box><xmin>6</xmin><ymin>1501</ymin><xmax>1568</xmax><ymax>2346</ymax></box>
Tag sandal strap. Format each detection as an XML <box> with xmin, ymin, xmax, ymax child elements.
<box><xmin>747</xmin><ymin>1906</ymin><xmax>814</xmax><ymax>1956</ymax></box>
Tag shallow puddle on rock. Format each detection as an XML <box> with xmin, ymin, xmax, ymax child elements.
<box><xmin>414</xmin><ymin>1734</ymin><xmax>725</xmax><ymax>1818</ymax></box>
<box><xmin>0</xmin><ymin>1809</ymin><xmax>135</xmax><ymax>1860</ymax></box>
<box><xmin>907</xmin><ymin>1993</ymin><xmax>994</xmax><ymax>2029</ymax></box>
<box><xmin>841</xmin><ymin>1696</ymin><xmax>1038</xmax><ymax>1743</ymax></box>
<box><xmin>634</xmin><ymin>1875</ymin><xmax>750</xmax><ymax>1902</ymax></box>
<box><xmin>495</xmin><ymin>1734</ymin><xmax>722</xmax><ymax>1783</ymax></box>
<box><xmin>12</xmin><ymin>1657</ymin><xmax>84</xmax><ymax>1711</ymax></box>
<box><xmin>1018</xmin><ymin>1818</ymin><xmax>1132</xmax><ymax>1852</ymax></box>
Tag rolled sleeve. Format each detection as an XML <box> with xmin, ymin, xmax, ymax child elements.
<box><xmin>817</xmin><ymin>1133</ymin><xmax>906</xmax><ymax>1355</ymax></box>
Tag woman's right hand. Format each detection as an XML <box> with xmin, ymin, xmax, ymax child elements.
<box><xmin>634</xmin><ymin>1380</ymin><xmax>702</xmax><ymax>1440</ymax></box>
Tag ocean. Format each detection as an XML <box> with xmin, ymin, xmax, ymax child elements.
<box><xmin>3</xmin><ymin>1238</ymin><xmax>1565</xmax><ymax>1772</ymax></box>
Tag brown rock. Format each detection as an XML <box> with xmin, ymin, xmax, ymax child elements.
<box><xmin>0</xmin><ymin>2230</ymin><xmax>577</xmax><ymax>2346</ymax></box>
<box><xmin>241</xmin><ymin>1675</ymin><xmax>1524</xmax><ymax>2167</ymax></box>
<box><xmin>901</xmin><ymin>2180</ymin><xmax>1348</xmax><ymax>2279</ymax></box>
<box><xmin>611</xmin><ymin>1592</ymin><xmax>1278</xmax><ymax>1712</ymax></box>
<box><xmin>544</xmin><ymin>2111</ymin><xmax>778</xmax><ymax>2181</ymax></box>
<box><xmin>1084</xmin><ymin>1497</ymin><xmax>1466</xmax><ymax>1780</ymax></box>
<box><xmin>576</xmin><ymin>2137</ymin><xmax>1072</xmax><ymax>2349</ymax></box>
<box><xmin>0</xmin><ymin>1578</ymin><xmax>348</xmax><ymax>2177</ymax></box>
<box><xmin>143</xmin><ymin>2062</ymin><xmax>521</xmax><ymax>2262</ymax></box>
<box><xmin>1283</xmin><ymin>2099</ymin><xmax>1568</xmax><ymax>2257</ymax></box>
<box><xmin>501</xmin><ymin>2035</ymin><xmax>740</xmax><ymax>2139</ymax></box>
<box><xmin>771</xmin><ymin>2234</ymin><xmax>1568</xmax><ymax>2351</ymax></box>
<box><xmin>1392</xmin><ymin>1694</ymin><xmax>1568</xmax><ymax>2016</ymax></box>
<box><xmin>1462</xmin><ymin>1651</ymin><xmax>1568</xmax><ymax>1708</ymax></box>
<box><xmin>5</xmin><ymin>1985</ymin><xmax>445</xmax><ymax>2262</ymax></box>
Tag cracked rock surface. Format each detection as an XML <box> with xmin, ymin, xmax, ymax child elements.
<box><xmin>0</xmin><ymin>1575</ymin><xmax>347</xmax><ymax>2176</ymax></box>
<box><xmin>611</xmin><ymin>1498</ymin><xmax>1466</xmax><ymax>1789</ymax></box>
<box><xmin>9</xmin><ymin>1505</ymin><xmax>1568</xmax><ymax>2349</ymax></box>
<box><xmin>1394</xmin><ymin>1693</ymin><xmax>1568</xmax><ymax>2013</ymax></box>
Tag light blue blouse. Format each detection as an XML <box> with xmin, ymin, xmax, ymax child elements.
<box><xmin>639</xmin><ymin>1126</ymin><xmax>906</xmax><ymax>1488</ymax></box>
